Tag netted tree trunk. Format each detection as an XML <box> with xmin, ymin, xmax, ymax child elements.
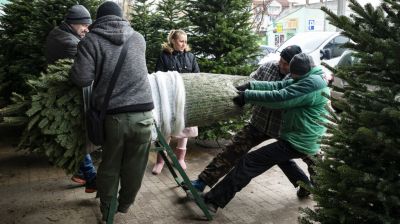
<box><xmin>8</xmin><ymin>60</ymin><xmax>249</xmax><ymax>173</ymax></box>
<box><xmin>182</xmin><ymin>73</ymin><xmax>249</xmax><ymax>127</ymax></box>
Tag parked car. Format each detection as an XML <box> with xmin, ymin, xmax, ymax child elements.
<box><xmin>251</xmin><ymin>45</ymin><xmax>276</xmax><ymax>65</ymax></box>
<box><xmin>258</xmin><ymin>32</ymin><xmax>350</xmax><ymax>67</ymax></box>
<box><xmin>326</xmin><ymin>50</ymin><xmax>379</xmax><ymax>112</ymax></box>
<box><xmin>259</xmin><ymin>45</ymin><xmax>276</xmax><ymax>56</ymax></box>
<box><xmin>325</xmin><ymin>50</ymin><xmax>356</xmax><ymax>101</ymax></box>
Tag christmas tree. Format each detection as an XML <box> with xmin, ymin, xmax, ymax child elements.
<box><xmin>301</xmin><ymin>0</ymin><xmax>400</xmax><ymax>223</ymax></box>
<box><xmin>155</xmin><ymin>0</ymin><xmax>190</xmax><ymax>33</ymax></box>
<box><xmin>0</xmin><ymin>0</ymin><xmax>39</xmax><ymax>103</ymax></box>
<box><xmin>130</xmin><ymin>0</ymin><xmax>163</xmax><ymax>72</ymax></box>
<box><xmin>130</xmin><ymin>0</ymin><xmax>190</xmax><ymax>73</ymax></box>
<box><xmin>186</xmin><ymin>0</ymin><xmax>259</xmax><ymax>75</ymax></box>
<box><xmin>18</xmin><ymin>59</ymin><xmax>86</xmax><ymax>174</ymax></box>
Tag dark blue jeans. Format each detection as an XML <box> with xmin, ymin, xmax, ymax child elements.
<box><xmin>204</xmin><ymin>139</ymin><xmax>311</xmax><ymax>208</ymax></box>
<box><xmin>77</xmin><ymin>154</ymin><xmax>97</xmax><ymax>181</ymax></box>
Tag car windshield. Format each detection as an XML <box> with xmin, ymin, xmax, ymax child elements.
<box><xmin>260</xmin><ymin>46</ymin><xmax>275</xmax><ymax>54</ymax></box>
<box><xmin>337</xmin><ymin>51</ymin><xmax>360</xmax><ymax>67</ymax></box>
<box><xmin>277</xmin><ymin>32</ymin><xmax>336</xmax><ymax>54</ymax></box>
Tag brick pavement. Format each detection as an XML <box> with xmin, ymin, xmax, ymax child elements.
<box><xmin>0</xmin><ymin>138</ymin><xmax>314</xmax><ymax>224</ymax></box>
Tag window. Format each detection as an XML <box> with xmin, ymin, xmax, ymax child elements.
<box><xmin>323</xmin><ymin>35</ymin><xmax>350</xmax><ymax>59</ymax></box>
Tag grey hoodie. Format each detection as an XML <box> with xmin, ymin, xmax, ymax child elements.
<box><xmin>71</xmin><ymin>15</ymin><xmax>154</xmax><ymax>113</ymax></box>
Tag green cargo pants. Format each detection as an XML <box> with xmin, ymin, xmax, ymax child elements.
<box><xmin>97</xmin><ymin>111</ymin><xmax>153</xmax><ymax>215</ymax></box>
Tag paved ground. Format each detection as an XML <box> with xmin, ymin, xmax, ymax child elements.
<box><xmin>0</xmin><ymin>131</ymin><xmax>314</xmax><ymax>224</ymax></box>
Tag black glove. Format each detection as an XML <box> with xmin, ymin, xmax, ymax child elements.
<box><xmin>233</xmin><ymin>91</ymin><xmax>246</xmax><ymax>107</ymax></box>
<box><xmin>235</xmin><ymin>82</ymin><xmax>250</xmax><ymax>92</ymax></box>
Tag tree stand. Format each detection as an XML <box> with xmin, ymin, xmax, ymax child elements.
<box><xmin>104</xmin><ymin>125</ymin><xmax>213</xmax><ymax>224</ymax></box>
<box><xmin>152</xmin><ymin>126</ymin><xmax>213</xmax><ymax>221</ymax></box>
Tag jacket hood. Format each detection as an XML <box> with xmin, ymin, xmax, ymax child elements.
<box><xmin>294</xmin><ymin>66</ymin><xmax>323</xmax><ymax>81</ymax></box>
<box><xmin>89</xmin><ymin>15</ymin><xmax>133</xmax><ymax>45</ymax></box>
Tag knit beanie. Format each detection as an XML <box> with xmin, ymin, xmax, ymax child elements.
<box><xmin>289</xmin><ymin>53</ymin><xmax>312</xmax><ymax>76</ymax></box>
<box><xmin>65</xmin><ymin>5</ymin><xmax>92</xmax><ymax>25</ymax></box>
<box><xmin>280</xmin><ymin>45</ymin><xmax>302</xmax><ymax>63</ymax></box>
<box><xmin>96</xmin><ymin>1</ymin><xmax>123</xmax><ymax>19</ymax></box>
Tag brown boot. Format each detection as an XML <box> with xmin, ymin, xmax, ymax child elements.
<box><xmin>152</xmin><ymin>152</ymin><xmax>165</xmax><ymax>175</ymax></box>
<box><xmin>174</xmin><ymin>147</ymin><xmax>187</xmax><ymax>170</ymax></box>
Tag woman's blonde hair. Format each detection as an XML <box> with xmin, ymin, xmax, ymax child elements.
<box><xmin>161</xmin><ymin>29</ymin><xmax>191</xmax><ymax>54</ymax></box>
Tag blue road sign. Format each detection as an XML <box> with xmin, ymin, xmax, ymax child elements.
<box><xmin>308</xmin><ymin>19</ymin><xmax>315</xmax><ymax>31</ymax></box>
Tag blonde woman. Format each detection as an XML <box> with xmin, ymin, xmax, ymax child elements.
<box><xmin>152</xmin><ymin>30</ymin><xmax>199</xmax><ymax>175</ymax></box>
<box><xmin>155</xmin><ymin>29</ymin><xmax>199</xmax><ymax>73</ymax></box>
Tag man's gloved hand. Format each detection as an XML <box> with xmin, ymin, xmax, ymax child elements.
<box><xmin>233</xmin><ymin>91</ymin><xmax>245</xmax><ymax>107</ymax></box>
<box><xmin>235</xmin><ymin>82</ymin><xmax>250</xmax><ymax>92</ymax></box>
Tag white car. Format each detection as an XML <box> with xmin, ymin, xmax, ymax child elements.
<box><xmin>259</xmin><ymin>32</ymin><xmax>350</xmax><ymax>67</ymax></box>
<box><xmin>252</xmin><ymin>45</ymin><xmax>277</xmax><ymax>65</ymax></box>
<box><xmin>325</xmin><ymin>50</ymin><xmax>355</xmax><ymax>103</ymax></box>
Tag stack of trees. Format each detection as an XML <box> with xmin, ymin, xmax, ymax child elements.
<box><xmin>301</xmin><ymin>0</ymin><xmax>400</xmax><ymax>223</ymax></box>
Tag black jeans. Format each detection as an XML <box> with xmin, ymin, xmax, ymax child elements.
<box><xmin>199</xmin><ymin>124</ymin><xmax>315</xmax><ymax>188</ymax></box>
<box><xmin>204</xmin><ymin>139</ymin><xmax>311</xmax><ymax>208</ymax></box>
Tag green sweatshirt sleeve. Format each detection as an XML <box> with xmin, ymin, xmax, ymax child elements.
<box><xmin>246</xmin><ymin>76</ymin><xmax>327</xmax><ymax>110</ymax></box>
<box><xmin>250</xmin><ymin>79</ymin><xmax>293</xmax><ymax>91</ymax></box>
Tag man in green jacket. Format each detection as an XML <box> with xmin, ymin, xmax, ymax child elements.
<box><xmin>203</xmin><ymin>53</ymin><xmax>330</xmax><ymax>214</ymax></box>
<box><xmin>191</xmin><ymin>45</ymin><xmax>317</xmax><ymax>198</ymax></box>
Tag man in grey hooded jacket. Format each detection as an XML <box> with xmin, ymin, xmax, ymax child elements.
<box><xmin>71</xmin><ymin>2</ymin><xmax>154</xmax><ymax>220</ymax></box>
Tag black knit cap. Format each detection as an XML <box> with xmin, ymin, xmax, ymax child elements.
<box><xmin>96</xmin><ymin>1</ymin><xmax>123</xmax><ymax>19</ymax></box>
<box><xmin>289</xmin><ymin>53</ymin><xmax>312</xmax><ymax>76</ymax></box>
<box><xmin>280</xmin><ymin>45</ymin><xmax>302</xmax><ymax>63</ymax></box>
<box><xmin>65</xmin><ymin>5</ymin><xmax>92</xmax><ymax>24</ymax></box>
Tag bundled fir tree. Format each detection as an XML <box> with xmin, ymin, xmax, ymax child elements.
<box><xmin>18</xmin><ymin>59</ymin><xmax>86</xmax><ymax>174</ymax></box>
<box><xmin>13</xmin><ymin>59</ymin><xmax>249</xmax><ymax>173</ymax></box>
<box><xmin>186</xmin><ymin>0</ymin><xmax>259</xmax><ymax>75</ymax></box>
<box><xmin>301</xmin><ymin>0</ymin><xmax>400</xmax><ymax>223</ymax></box>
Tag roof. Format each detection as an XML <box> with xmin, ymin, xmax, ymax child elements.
<box><xmin>252</xmin><ymin>0</ymin><xmax>290</xmax><ymax>8</ymax></box>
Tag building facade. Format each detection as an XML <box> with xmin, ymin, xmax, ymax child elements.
<box><xmin>266</xmin><ymin>0</ymin><xmax>351</xmax><ymax>47</ymax></box>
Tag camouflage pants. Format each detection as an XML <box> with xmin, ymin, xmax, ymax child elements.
<box><xmin>199</xmin><ymin>125</ymin><xmax>270</xmax><ymax>187</ymax></box>
<box><xmin>198</xmin><ymin>124</ymin><xmax>317</xmax><ymax>187</ymax></box>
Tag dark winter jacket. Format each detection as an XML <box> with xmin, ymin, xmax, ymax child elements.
<box><xmin>45</xmin><ymin>22</ymin><xmax>81</xmax><ymax>64</ymax></box>
<box><xmin>155</xmin><ymin>50</ymin><xmax>200</xmax><ymax>73</ymax></box>
<box><xmin>71</xmin><ymin>15</ymin><xmax>154</xmax><ymax>113</ymax></box>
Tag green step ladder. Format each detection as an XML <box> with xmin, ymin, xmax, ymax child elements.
<box><xmin>104</xmin><ymin>125</ymin><xmax>213</xmax><ymax>223</ymax></box>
